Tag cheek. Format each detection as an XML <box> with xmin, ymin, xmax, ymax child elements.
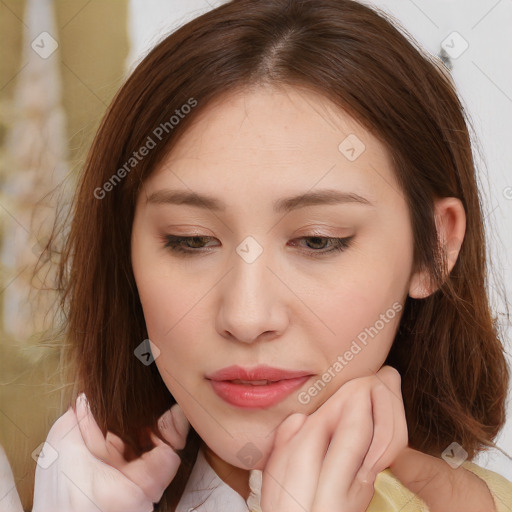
<box><xmin>311</xmin><ymin>278</ymin><xmax>403</xmax><ymax>382</ymax></box>
<box><xmin>132</xmin><ymin>237</ymin><xmax>190</xmax><ymax>341</ymax></box>
<box><xmin>294</xmin><ymin>294</ymin><xmax>402</xmax><ymax>412</ymax></box>
<box><xmin>134</xmin><ymin>268</ymin><xmax>208</xmax><ymax>396</ymax></box>
<box><xmin>137</xmin><ymin>277</ymin><xmax>192</xmax><ymax>362</ymax></box>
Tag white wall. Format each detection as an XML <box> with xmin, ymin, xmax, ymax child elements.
<box><xmin>127</xmin><ymin>0</ymin><xmax>512</xmax><ymax>479</ymax></box>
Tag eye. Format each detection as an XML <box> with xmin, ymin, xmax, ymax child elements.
<box><xmin>288</xmin><ymin>235</ymin><xmax>354</xmax><ymax>258</ymax></box>
<box><xmin>162</xmin><ymin>235</ymin><xmax>218</xmax><ymax>254</ymax></box>
<box><xmin>161</xmin><ymin>234</ymin><xmax>354</xmax><ymax>257</ymax></box>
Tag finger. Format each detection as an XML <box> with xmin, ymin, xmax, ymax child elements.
<box><xmin>369</xmin><ymin>367</ymin><xmax>408</xmax><ymax>472</ymax></box>
<box><xmin>313</xmin><ymin>390</ymin><xmax>374</xmax><ymax>508</ymax></box>
<box><xmin>375</xmin><ymin>366</ymin><xmax>402</xmax><ymax>396</ymax></box>
<box><xmin>106</xmin><ymin>431</ymin><xmax>126</xmax><ymax>455</ymax></box>
<box><xmin>158</xmin><ymin>403</ymin><xmax>190</xmax><ymax>450</ymax></box>
<box><xmin>262</xmin><ymin>413</ymin><xmax>307</xmax><ymax>485</ymax></box>
<box><xmin>260</xmin><ymin>413</ymin><xmax>310</xmax><ymax>512</ymax></box>
<box><xmin>116</xmin><ymin>434</ymin><xmax>182</xmax><ymax>503</ymax></box>
<box><xmin>381</xmin><ymin>383</ymin><xmax>408</xmax><ymax>470</ymax></box>
<box><xmin>53</xmin><ymin>405</ymin><xmax>155</xmax><ymax>512</ymax></box>
<box><xmin>76</xmin><ymin>394</ymin><xmax>184</xmax><ymax>503</ymax></box>
<box><xmin>356</xmin><ymin>382</ymin><xmax>394</xmax><ymax>482</ymax></box>
<box><xmin>170</xmin><ymin>402</ymin><xmax>190</xmax><ymax>440</ymax></box>
<box><xmin>75</xmin><ymin>394</ymin><xmax>125</xmax><ymax>467</ymax></box>
<box><xmin>75</xmin><ymin>394</ymin><xmax>103</xmax><ymax>453</ymax></box>
<box><xmin>272</xmin><ymin>413</ymin><xmax>308</xmax><ymax>448</ymax></box>
<box><xmin>104</xmin><ymin>430</ymin><xmax>136</xmax><ymax>469</ymax></box>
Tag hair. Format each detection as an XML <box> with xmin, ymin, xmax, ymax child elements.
<box><xmin>37</xmin><ymin>0</ymin><xmax>510</xmax><ymax>509</ymax></box>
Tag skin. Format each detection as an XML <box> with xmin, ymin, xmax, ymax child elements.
<box><xmin>128</xmin><ymin>84</ymin><xmax>493</xmax><ymax>511</ymax></box>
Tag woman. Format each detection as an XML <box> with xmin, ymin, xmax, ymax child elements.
<box><xmin>30</xmin><ymin>0</ymin><xmax>511</xmax><ymax>510</ymax></box>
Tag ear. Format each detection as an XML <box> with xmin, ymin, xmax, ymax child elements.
<box><xmin>408</xmin><ymin>197</ymin><xmax>466</xmax><ymax>299</ymax></box>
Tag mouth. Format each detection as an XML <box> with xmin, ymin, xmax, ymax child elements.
<box><xmin>206</xmin><ymin>365</ymin><xmax>313</xmax><ymax>408</ymax></box>
<box><xmin>206</xmin><ymin>364</ymin><xmax>312</xmax><ymax>382</ymax></box>
<box><xmin>230</xmin><ymin>379</ymin><xmax>278</xmax><ymax>385</ymax></box>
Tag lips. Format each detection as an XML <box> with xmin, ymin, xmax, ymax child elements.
<box><xmin>206</xmin><ymin>364</ymin><xmax>312</xmax><ymax>382</ymax></box>
<box><xmin>206</xmin><ymin>365</ymin><xmax>313</xmax><ymax>409</ymax></box>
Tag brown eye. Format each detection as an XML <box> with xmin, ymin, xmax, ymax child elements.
<box><xmin>163</xmin><ymin>235</ymin><xmax>217</xmax><ymax>254</ymax></box>
<box><xmin>186</xmin><ymin>237</ymin><xmax>210</xmax><ymax>248</ymax></box>
<box><xmin>288</xmin><ymin>235</ymin><xmax>355</xmax><ymax>258</ymax></box>
<box><xmin>303</xmin><ymin>237</ymin><xmax>330</xmax><ymax>250</ymax></box>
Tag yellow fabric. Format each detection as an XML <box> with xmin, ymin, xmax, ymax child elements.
<box><xmin>462</xmin><ymin>461</ymin><xmax>512</xmax><ymax>512</ymax></box>
<box><xmin>368</xmin><ymin>468</ymin><xmax>429</xmax><ymax>511</ymax></box>
<box><xmin>366</xmin><ymin>462</ymin><xmax>512</xmax><ymax>511</ymax></box>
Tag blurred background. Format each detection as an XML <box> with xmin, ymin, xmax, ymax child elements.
<box><xmin>0</xmin><ymin>0</ymin><xmax>510</xmax><ymax>510</ymax></box>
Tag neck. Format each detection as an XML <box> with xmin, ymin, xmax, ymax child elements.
<box><xmin>201</xmin><ymin>442</ymin><xmax>251</xmax><ymax>502</ymax></box>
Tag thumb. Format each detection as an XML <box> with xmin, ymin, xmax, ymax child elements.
<box><xmin>157</xmin><ymin>403</ymin><xmax>190</xmax><ymax>450</ymax></box>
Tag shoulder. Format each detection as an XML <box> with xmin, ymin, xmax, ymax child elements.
<box><xmin>461</xmin><ymin>460</ymin><xmax>512</xmax><ymax>512</ymax></box>
<box><xmin>367</xmin><ymin>468</ymin><xmax>429</xmax><ymax>512</ymax></box>
<box><xmin>367</xmin><ymin>463</ymin><xmax>512</xmax><ymax>512</ymax></box>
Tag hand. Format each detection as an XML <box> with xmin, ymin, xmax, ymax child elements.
<box><xmin>32</xmin><ymin>394</ymin><xmax>190</xmax><ymax>512</ymax></box>
<box><xmin>260</xmin><ymin>365</ymin><xmax>408</xmax><ymax>512</ymax></box>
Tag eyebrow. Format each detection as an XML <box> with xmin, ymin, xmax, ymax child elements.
<box><xmin>146</xmin><ymin>188</ymin><xmax>374</xmax><ymax>213</ymax></box>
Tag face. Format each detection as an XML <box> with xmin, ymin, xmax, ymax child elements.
<box><xmin>131</xmin><ymin>84</ymin><xmax>418</xmax><ymax>470</ymax></box>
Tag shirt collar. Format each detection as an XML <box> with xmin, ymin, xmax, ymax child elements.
<box><xmin>176</xmin><ymin>445</ymin><xmax>262</xmax><ymax>512</ymax></box>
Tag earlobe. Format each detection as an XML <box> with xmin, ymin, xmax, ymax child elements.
<box><xmin>408</xmin><ymin>271</ymin><xmax>432</xmax><ymax>299</ymax></box>
<box><xmin>408</xmin><ymin>197</ymin><xmax>466</xmax><ymax>299</ymax></box>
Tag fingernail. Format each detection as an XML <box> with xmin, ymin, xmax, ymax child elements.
<box><xmin>359</xmin><ymin>467</ymin><xmax>374</xmax><ymax>484</ymax></box>
<box><xmin>75</xmin><ymin>393</ymin><xmax>89</xmax><ymax>418</ymax></box>
<box><xmin>158</xmin><ymin>410</ymin><xmax>173</xmax><ymax>432</ymax></box>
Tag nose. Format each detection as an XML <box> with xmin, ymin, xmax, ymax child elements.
<box><xmin>215</xmin><ymin>248</ymin><xmax>289</xmax><ymax>344</ymax></box>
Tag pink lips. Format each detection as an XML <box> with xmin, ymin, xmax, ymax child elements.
<box><xmin>206</xmin><ymin>365</ymin><xmax>312</xmax><ymax>409</ymax></box>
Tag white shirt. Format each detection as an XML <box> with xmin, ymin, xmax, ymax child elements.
<box><xmin>176</xmin><ymin>446</ymin><xmax>262</xmax><ymax>512</ymax></box>
<box><xmin>0</xmin><ymin>445</ymin><xmax>23</xmax><ymax>512</ymax></box>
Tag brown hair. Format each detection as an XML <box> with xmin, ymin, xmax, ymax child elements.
<box><xmin>40</xmin><ymin>0</ymin><xmax>510</xmax><ymax>509</ymax></box>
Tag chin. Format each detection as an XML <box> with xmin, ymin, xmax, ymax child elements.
<box><xmin>220</xmin><ymin>439</ymin><xmax>272</xmax><ymax>471</ymax></box>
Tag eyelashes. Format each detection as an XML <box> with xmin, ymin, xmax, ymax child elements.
<box><xmin>162</xmin><ymin>235</ymin><xmax>355</xmax><ymax>258</ymax></box>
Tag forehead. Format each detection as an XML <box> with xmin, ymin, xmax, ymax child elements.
<box><xmin>143</xmin><ymin>84</ymin><xmax>400</xmax><ymax>208</ymax></box>
<box><xmin>166</xmin><ymin>84</ymin><xmax>373</xmax><ymax>158</ymax></box>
